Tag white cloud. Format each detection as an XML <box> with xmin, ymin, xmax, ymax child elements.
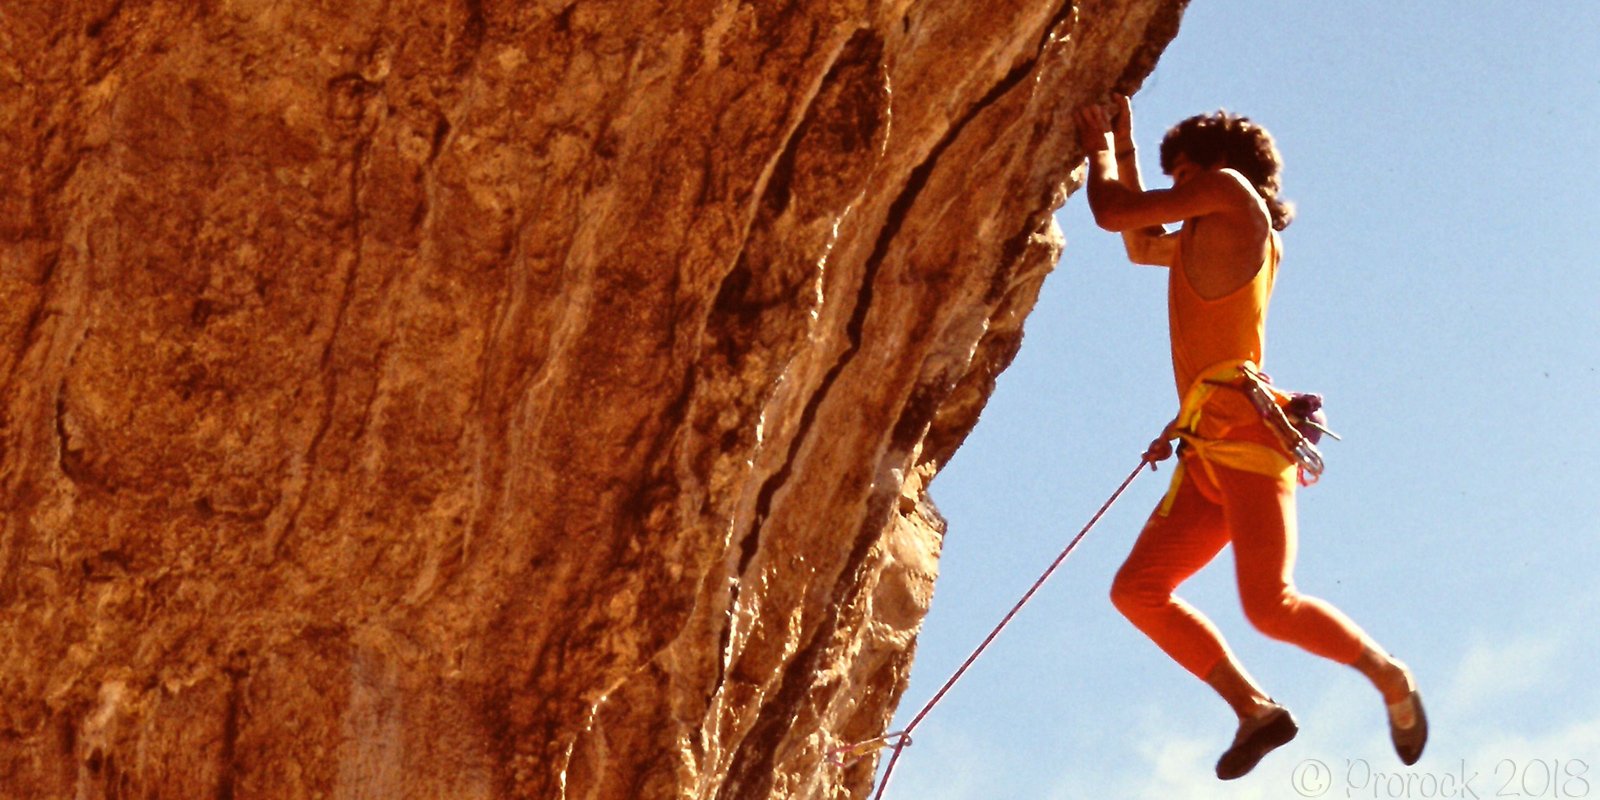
<box><xmin>876</xmin><ymin>721</ymin><xmax>1004</xmax><ymax>800</ymax></box>
<box><xmin>1460</xmin><ymin>715</ymin><xmax>1600</xmax><ymax>790</ymax></box>
<box><xmin>1041</xmin><ymin>614</ymin><xmax>1597</xmax><ymax>800</ymax></box>
<box><xmin>1059</xmin><ymin>710</ymin><xmax>1600</xmax><ymax>800</ymax></box>
<box><xmin>1129</xmin><ymin>736</ymin><xmax>1278</xmax><ymax>800</ymax></box>
<box><xmin>1441</xmin><ymin>632</ymin><xmax>1565</xmax><ymax>716</ymax></box>
<box><xmin>1048</xmin><ymin>702</ymin><xmax>1326</xmax><ymax>800</ymax></box>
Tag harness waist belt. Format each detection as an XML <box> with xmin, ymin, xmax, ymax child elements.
<box><xmin>1156</xmin><ymin>359</ymin><xmax>1320</xmax><ymax>516</ymax></box>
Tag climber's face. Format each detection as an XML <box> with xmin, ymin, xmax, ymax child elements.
<box><xmin>1169</xmin><ymin>153</ymin><xmax>1202</xmax><ymax>187</ymax></box>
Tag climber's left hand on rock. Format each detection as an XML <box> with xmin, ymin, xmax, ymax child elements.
<box><xmin>1075</xmin><ymin>103</ymin><xmax>1114</xmax><ymax>154</ymax></box>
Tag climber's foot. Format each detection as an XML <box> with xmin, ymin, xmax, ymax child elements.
<box><xmin>1389</xmin><ymin>690</ymin><xmax>1428</xmax><ymax>765</ymax></box>
<box><xmin>1216</xmin><ymin>705</ymin><xmax>1298</xmax><ymax>781</ymax></box>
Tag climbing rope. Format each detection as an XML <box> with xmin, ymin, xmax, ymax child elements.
<box><xmin>829</xmin><ymin>438</ymin><xmax>1173</xmax><ymax>798</ymax></box>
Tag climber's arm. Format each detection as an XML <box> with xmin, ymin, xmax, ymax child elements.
<box><xmin>1107</xmin><ymin>95</ymin><xmax>1147</xmax><ymax>193</ymax></box>
<box><xmin>1103</xmin><ymin>95</ymin><xmax>1174</xmax><ymax>267</ymax></box>
<box><xmin>1123</xmin><ymin>229</ymin><xmax>1178</xmax><ymax>266</ymax></box>
<box><xmin>1083</xmin><ymin>158</ymin><xmax>1248</xmax><ymax>233</ymax></box>
<box><xmin>1078</xmin><ymin>95</ymin><xmax>1254</xmax><ymax>233</ymax></box>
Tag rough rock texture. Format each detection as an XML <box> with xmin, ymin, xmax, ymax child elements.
<box><xmin>0</xmin><ymin>1</ymin><xmax>1184</xmax><ymax>797</ymax></box>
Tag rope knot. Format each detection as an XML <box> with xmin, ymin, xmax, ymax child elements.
<box><xmin>1142</xmin><ymin>437</ymin><xmax>1174</xmax><ymax>465</ymax></box>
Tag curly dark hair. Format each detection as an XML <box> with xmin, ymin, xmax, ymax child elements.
<box><xmin>1159</xmin><ymin>110</ymin><xmax>1295</xmax><ymax>231</ymax></box>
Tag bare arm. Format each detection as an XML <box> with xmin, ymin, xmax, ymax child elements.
<box><xmin>1123</xmin><ymin>224</ymin><xmax>1178</xmax><ymax>266</ymax></box>
<box><xmin>1084</xmin><ymin>153</ymin><xmax>1250</xmax><ymax>232</ymax></box>
<box><xmin>1077</xmin><ymin>102</ymin><xmax>1255</xmax><ymax>234</ymax></box>
<box><xmin>1107</xmin><ymin>95</ymin><xmax>1175</xmax><ymax>266</ymax></box>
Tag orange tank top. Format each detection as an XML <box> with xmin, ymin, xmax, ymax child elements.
<box><xmin>1168</xmin><ymin>228</ymin><xmax>1280</xmax><ymax>401</ymax></box>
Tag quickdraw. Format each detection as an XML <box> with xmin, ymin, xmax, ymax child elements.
<box><xmin>1205</xmin><ymin>362</ymin><xmax>1340</xmax><ymax>486</ymax></box>
<box><xmin>825</xmin><ymin>731</ymin><xmax>911</xmax><ymax>769</ymax></box>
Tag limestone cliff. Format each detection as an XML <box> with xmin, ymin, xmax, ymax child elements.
<box><xmin>0</xmin><ymin>1</ymin><xmax>1184</xmax><ymax>797</ymax></box>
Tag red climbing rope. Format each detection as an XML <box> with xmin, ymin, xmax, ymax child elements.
<box><xmin>829</xmin><ymin>438</ymin><xmax>1172</xmax><ymax>799</ymax></box>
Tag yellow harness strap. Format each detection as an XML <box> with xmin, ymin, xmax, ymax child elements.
<box><xmin>1157</xmin><ymin>360</ymin><xmax>1297</xmax><ymax>516</ymax></box>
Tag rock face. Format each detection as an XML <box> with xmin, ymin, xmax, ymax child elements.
<box><xmin>0</xmin><ymin>1</ymin><xmax>1184</xmax><ymax>797</ymax></box>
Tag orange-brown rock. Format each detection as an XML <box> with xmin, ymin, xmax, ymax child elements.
<box><xmin>0</xmin><ymin>1</ymin><xmax>1185</xmax><ymax>797</ymax></box>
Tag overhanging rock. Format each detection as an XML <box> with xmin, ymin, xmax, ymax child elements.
<box><xmin>0</xmin><ymin>1</ymin><xmax>1186</xmax><ymax>797</ymax></box>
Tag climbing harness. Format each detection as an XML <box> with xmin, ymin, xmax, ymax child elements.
<box><xmin>828</xmin><ymin>361</ymin><xmax>1341</xmax><ymax>798</ymax></box>
<box><xmin>1157</xmin><ymin>360</ymin><xmax>1338</xmax><ymax>515</ymax></box>
<box><xmin>1211</xmin><ymin>361</ymin><xmax>1337</xmax><ymax>481</ymax></box>
<box><xmin>829</xmin><ymin>439</ymin><xmax>1172</xmax><ymax>799</ymax></box>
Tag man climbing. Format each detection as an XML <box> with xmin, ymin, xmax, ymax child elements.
<box><xmin>1074</xmin><ymin>95</ymin><xmax>1427</xmax><ymax>780</ymax></box>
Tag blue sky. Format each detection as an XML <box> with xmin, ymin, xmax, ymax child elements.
<box><xmin>879</xmin><ymin>4</ymin><xmax>1600</xmax><ymax>797</ymax></box>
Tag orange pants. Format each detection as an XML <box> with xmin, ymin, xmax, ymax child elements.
<box><xmin>1110</xmin><ymin>410</ymin><xmax>1369</xmax><ymax>680</ymax></box>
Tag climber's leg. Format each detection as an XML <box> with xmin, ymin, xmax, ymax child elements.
<box><xmin>1111</xmin><ymin>468</ymin><xmax>1238</xmax><ymax>682</ymax></box>
<box><xmin>1216</xmin><ymin>456</ymin><xmax>1429</xmax><ymax>763</ymax></box>
<box><xmin>1217</xmin><ymin>463</ymin><xmax>1368</xmax><ymax>665</ymax></box>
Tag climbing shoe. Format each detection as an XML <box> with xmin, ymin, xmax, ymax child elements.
<box><xmin>1389</xmin><ymin>690</ymin><xmax>1428</xmax><ymax>765</ymax></box>
<box><xmin>1215</xmin><ymin>705</ymin><xmax>1298</xmax><ymax>780</ymax></box>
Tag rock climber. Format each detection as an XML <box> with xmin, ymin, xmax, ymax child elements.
<box><xmin>1073</xmin><ymin>94</ymin><xmax>1427</xmax><ymax>780</ymax></box>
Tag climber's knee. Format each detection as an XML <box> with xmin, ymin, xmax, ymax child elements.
<box><xmin>1110</xmin><ymin>567</ymin><xmax>1168</xmax><ymax>623</ymax></box>
<box><xmin>1240</xmin><ymin>587</ymin><xmax>1299</xmax><ymax>641</ymax></box>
